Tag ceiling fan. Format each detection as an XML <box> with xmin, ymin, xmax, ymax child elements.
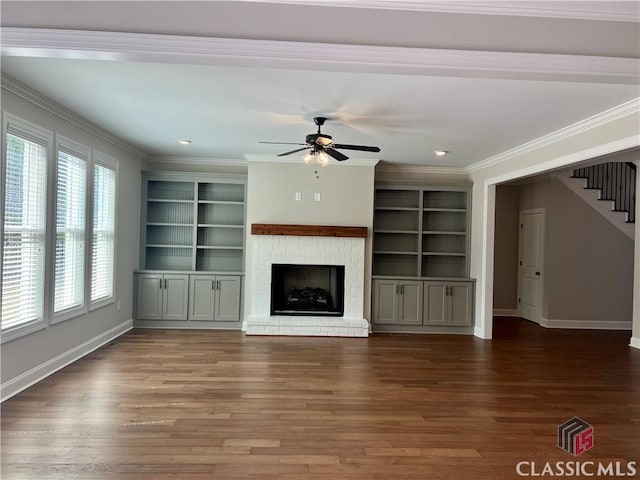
<box><xmin>260</xmin><ymin>116</ymin><xmax>381</xmax><ymax>163</ymax></box>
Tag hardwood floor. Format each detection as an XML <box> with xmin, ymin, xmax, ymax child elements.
<box><xmin>2</xmin><ymin>318</ymin><xmax>639</xmax><ymax>479</ymax></box>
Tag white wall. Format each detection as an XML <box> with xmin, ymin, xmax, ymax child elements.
<box><xmin>244</xmin><ymin>160</ymin><xmax>376</xmax><ymax>324</ymax></box>
<box><xmin>0</xmin><ymin>87</ymin><xmax>144</xmax><ymax>397</ymax></box>
<box><xmin>518</xmin><ymin>178</ymin><xmax>634</xmax><ymax>323</ymax></box>
<box><xmin>468</xmin><ymin>103</ymin><xmax>640</xmax><ymax>341</ymax></box>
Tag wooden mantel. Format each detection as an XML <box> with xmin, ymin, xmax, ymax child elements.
<box><xmin>251</xmin><ymin>224</ymin><xmax>367</xmax><ymax>238</ymax></box>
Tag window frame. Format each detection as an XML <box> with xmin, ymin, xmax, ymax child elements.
<box><xmin>1</xmin><ymin>113</ymin><xmax>53</xmax><ymax>343</ymax></box>
<box><xmin>89</xmin><ymin>151</ymin><xmax>118</xmax><ymax>311</ymax></box>
<box><xmin>50</xmin><ymin>135</ymin><xmax>91</xmax><ymax>324</ymax></box>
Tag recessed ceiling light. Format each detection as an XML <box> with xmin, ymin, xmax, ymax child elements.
<box><xmin>178</xmin><ymin>139</ymin><xmax>192</xmax><ymax>145</ymax></box>
<box><xmin>434</xmin><ymin>150</ymin><xmax>448</xmax><ymax>157</ymax></box>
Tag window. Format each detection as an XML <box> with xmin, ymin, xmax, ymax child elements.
<box><xmin>91</xmin><ymin>157</ymin><xmax>117</xmax><ymax>306</ymax></box>
<box><xmin>1</xmin><ymin>118</ymin><xmax>51</xmax><ymax>333</ymax></box>
<box><xmin>53</xmin><ymin>139</ymin><xmax>88</xmax><ymax>318</ymax></box>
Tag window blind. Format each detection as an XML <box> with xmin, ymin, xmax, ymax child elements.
<box><xmin>2</xmin><ymin>133</ymin><xmax>48</xmax><ymax>330</ymax></box>
<box><xmin>91</xmin><ymin>163</ymin><xmax>116</xmax><ymax>303</ymax></box>
<box><xmin>54</xmin><ymin>150</ymin><xmax>87</xmax><ymax>313</ymax></box>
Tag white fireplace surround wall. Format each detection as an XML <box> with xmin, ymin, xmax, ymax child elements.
<box><xmin>245</xmin><ymin>234</ymin><xmax>369</xmax><ymax>337</ymax></box>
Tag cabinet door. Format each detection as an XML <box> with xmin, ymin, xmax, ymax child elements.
<box><xmin>162</xmin><ymin>274</ymin><xmax>189</xmax><ymax>321</ymax></box>
<box><xmin>373</xmin><ymin>280</ymin><xmax>399</xmax><ymax>324</ymax></box>
<box><xmin>398</xmin><ymin>282</ymin><xmax>422</xmax><ymax>325</ymax></box>
<box><xmin>423</xmin><ymin>281</ymin><xmax>447</xmax><ymax>325</ymax></box>
<box><xmin>448</xmin><ymin>282</ymin><xmax>473</xmax><ymax>326</ymax></box>
<box><xmin>189</xmin><ymin>275</ymin><xmax>216</xmax><ymax>321</ymax></box>
<box><xmin>136</xmin><ymin>274</ymin><xmax>164</xmax><ymax>320</ymax></box>
<box><xmin>214</xmin><ymin>276</ymin><xmax>241</xmax><ymax>322</ymax></box>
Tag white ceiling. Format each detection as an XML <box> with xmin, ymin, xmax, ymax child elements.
<box><xmin>1</xmin><ymin>1</ymin><xmax>639</xmax><ymax>167</ymax></box>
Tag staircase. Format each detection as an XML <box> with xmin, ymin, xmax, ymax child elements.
<box><xmin>572</xmin><ymin>162</ymin><xmax>636</xmax><ymax>223</ymax></box>
<box><xmin>555</xmin><ymin>161</ymin><xmax>636</xmax><ymax>240</ymax></box>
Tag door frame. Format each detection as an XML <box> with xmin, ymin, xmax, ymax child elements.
<box><xmin>517</xmin><ymin>208</ymin><xmax>545</xmax><ymax>324</ymax></box>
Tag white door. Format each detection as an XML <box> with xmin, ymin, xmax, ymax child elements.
<box><xmin>518</xmin><ymin>210</ymin><xmax>545</xmax><ymax>323</ymax></box>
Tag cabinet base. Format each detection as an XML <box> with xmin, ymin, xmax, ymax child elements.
<box><xmin>372</xmin><ymin>324</ymin><xmax>474</xmax><ymax>335</ymax></box>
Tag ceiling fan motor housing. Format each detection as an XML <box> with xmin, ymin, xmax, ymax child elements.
<box><xmin>306</xmin><ymin>133</ymin><xmax>333</xmax><ymax>146</ymax></box>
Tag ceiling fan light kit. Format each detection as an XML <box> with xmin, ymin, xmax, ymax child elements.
<box><xmin>260</xmin><ymin>116</ymin><xmax>381</xmax><ymax>164</ymax></box>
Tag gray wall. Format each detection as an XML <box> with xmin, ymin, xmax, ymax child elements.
<box><xmin>493</xmin><ymin>185</ymin><xmax>519</xmax><ymax>310</ymax></box>
<box><xmin>245</xmin><ymin>160</ymin><xmax>376</xmax><ymax>322</ymax></box>
<box><xmin>517</xmin><ymin>177</ymin><xmax>634</xmax><ymax>322</ymax></box>
<box><xmin>1</xmin><ymin>88</ymin><xmax>143</xmax><ymax>386</ymax></box>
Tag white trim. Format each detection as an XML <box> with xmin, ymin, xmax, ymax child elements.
<box><xmin>245</xmin><ymin>154</ymin><xmax>379</xmax><ymax>167</ymax></box>
<box><xmin>1</xmin><ymin>74</ymin><xmax>146</xmax><ymax>159</ymax></box>
<box><xmin>538</xmin><ymin>318</ymin><xmax>632</xmax><ymax>330</ymax></box>
<box><xmin>486</xmin><ymin>136</ymin><xmax>640</xmax><ymax>186</ymax></box>
<box><xmin>147</xmin><ymin>156</ymin><xmax>247</xmax><ymax>167</ymax></box>
<box><xmin>222</xmin><ymin>1</ymin><xmax>640</xmax><ymax>23</ymax></box>
<box><xmin>0</xmin><ymin>318</ymin><xmax>133</xmax><ymax>402</ymax></box>
<box><xmin>493</xmin><ymin>308</ymin><xmax>518</xmax><ymax>317</ymax></box>
<box><xmin>630</xmin><ymin>337</ymin><xmax>640</xmax><ymax>349</ymax></box>
<box><xmin>375</xmin><ymin>163</ymin><xmax>468</xmax><ymax>177</ymax></box>
<box><xmin>467</xmin><ymin>98</ymin><xmax>640</xmax><ymax>173</ymax></box>
<box><xmin>2</xmin><ymin>28</ymin><xmax>638</xmax><ymax>84</ymax></box>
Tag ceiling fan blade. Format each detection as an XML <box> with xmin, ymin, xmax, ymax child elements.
<box><xmin>333</xmin><ymin>143</ymin><xmax>381</xmax><ymax>153</ymax></box>
<box><xmin>277</xmin><ymin>146</ymin><xmax>311</xmax><ymax>157</ymax></box>
<box><xmin>260</xmin><ymin>141</ymin><xmax>307</xmax><ymax>145</ymax></box>
<box><xmin>324</xmin><ymin>148</ymin><xmax>349</xmax><ymax>162</ymax></box>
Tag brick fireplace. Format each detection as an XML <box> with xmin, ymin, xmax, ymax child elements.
<box><xmin>244</xmin><ymin>224</ymin><xmax>369</xmax><ymax>337</ymax></box>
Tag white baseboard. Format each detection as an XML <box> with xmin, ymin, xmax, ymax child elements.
<box><xmin>630</xmin><ymin>337</ymin><xmax>640</xmax><ymax>349</ymax></box>
<box><xmin>1</xmin><ymin>318</ymin><xmax>133</xmax><ymax>402</ymax></box>
<box><xmin>493</xmin><ymin>308</ymin><xmax>518</xmax><ymax>317</ymax></box>
<box><xmin>539</xmin><ymin>317</ymin><xmax>632</xmax><ymax>330</ymax></box>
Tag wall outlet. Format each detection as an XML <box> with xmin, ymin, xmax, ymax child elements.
<box><xmin>295</xmin><ymin>192</ymin><xmax>301</xmax><ymax>201</ymax></box>
<box><xmin>116</xmin><ymin>301</ymin><xmax>121</xmax><ymax>311</ymax></box>
<box><xmin>314</xmin><ymin>192</ymin><xmax>321</xmax><ymax>202</ymax></box>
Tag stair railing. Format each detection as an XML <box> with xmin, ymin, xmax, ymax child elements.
<box><xmin>572</xmin><ymin>162</ymin><xmax>636</xmax><ymax>223</ymax></box>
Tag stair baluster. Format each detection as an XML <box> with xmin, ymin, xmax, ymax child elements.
<box><xmin>571</xmin><ymin>161</ymin><xmax>636</xmax><ymax>224</ymax></box>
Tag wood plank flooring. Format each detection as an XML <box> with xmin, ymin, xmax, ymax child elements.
<box><xmin>2</xmin><ymin>318</ymin><xmax>639</xmax><ymax>479</ymax></box>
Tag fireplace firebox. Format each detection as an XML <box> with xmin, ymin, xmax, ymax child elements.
<box><xmin>270</xmin><ymin>264</ymin><xmax>345</xmax><ymax>316</ymax></box>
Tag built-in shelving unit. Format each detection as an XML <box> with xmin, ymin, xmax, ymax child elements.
<box><xmin>371</xmin><ymin>184</ymin><xmax>473</xmax><ymax>332</ymax></box>
<box><xmin>373</xmin><ymin>186</ymin><xmax>470</xmax><ymax>278</ymax></box>
<box><xmin>141</xmin><ymin>174</ymin><xmax>246</xmax><ymax>272</ymax></box>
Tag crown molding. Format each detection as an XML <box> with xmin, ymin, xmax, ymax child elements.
<box><xmin>375</xmin><ymin>163</ymin><xmax>467</xmax><ymax>176</ymax></box>
<box><xmin>467</xmin><ymin>97</ymin><xmax>640</xmax><ymax>174</ymax></box>
<box><xmin>244</xmin><ymin>154</ymin><xmax>379</xmax><ymax>166</ymax></box>
<box><xmin>146</xmin><ymin>156</ymin><xmax>247</xmax><ymax>167</ymax></box>
<box><xmin>224</xmin><ymin>1</ymin><xmax>640</xmax><ymax>23</ymax></box>
<box><xmin>1</xmin><ymin>73</ymin><xmax>146</xmax><ymax>159</ymax></box>
<box><xmin>2</xmin><ymin>28</ymin><xmax>638</xmax><ymax>85</ymax></box>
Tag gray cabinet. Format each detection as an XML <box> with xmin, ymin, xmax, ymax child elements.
<box><xmin>423</xmin><ymin>281</ymin><xmax>473</xmax><ymax>326</ymax></box>
<box><xmin>373</xmin><ymin>279</ymin><xmax>422</xmax><ymax>325</ymax></box>
<box><xmin>136</xmin><ymin>273</ymin><xmax>189</xmax><ymax>321</ymax></box>
<box><xmin>189</xmin><ymin>275</ymin><xmax>241</xmax><ymax>322</ymax></box>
